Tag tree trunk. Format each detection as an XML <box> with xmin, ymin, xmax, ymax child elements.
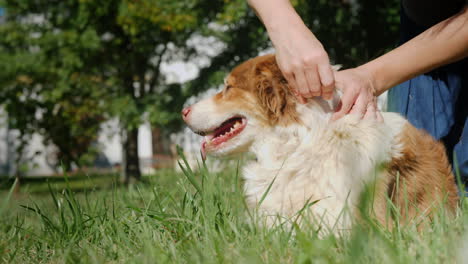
<box><xmin>13</xmin><ymin>174</ymin><xmax>21</xmax><ymax>195</ymax></box>
<box><xmin>124</xmin><ymin>127</ymin><xmax>141</xmax><ymax>184</ymax></box>
<box><xmin>13</xmin><ymin>133</ymin><xmax>26</xmax><ymax>195</ymax></box>
<box><xmin>152</xmin><ymin>126</ymin><xmax>166</xmax><ymax>155</ymax></box>
<box><xmin>57</xmin><ymin>155</ymin><xmax>73</xmax><ymax>173</ymax></box>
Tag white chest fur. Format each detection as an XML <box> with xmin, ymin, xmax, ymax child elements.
<box><xmin>242</xmin><ymin>107</ymin><xmax>407</xmax><ymax>230</ymax></box>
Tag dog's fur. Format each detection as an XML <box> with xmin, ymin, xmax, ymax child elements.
<box><xmin>183</xmin><ymin>54</ymin><xmax>458</xmax><ymax>232</ymax></box>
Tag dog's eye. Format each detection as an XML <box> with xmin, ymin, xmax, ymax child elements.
<box><xmin>223</xmin><ymin>85</ymin><xmax>233</xmax><ymax>96</ymax></box>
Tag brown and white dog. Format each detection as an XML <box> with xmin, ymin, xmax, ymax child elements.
<box><xmin>182</xmin><ymin>54</ymin><xmax>458</xmax><ymax>232</ymax></box>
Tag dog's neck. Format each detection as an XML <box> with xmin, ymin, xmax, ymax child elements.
<box><xmin>248</xmin><ymin>95</ymin><xmax>340</xmax><ymax>165</ymax></box>
<box><xmin>298</xmin><ymin>95</ymin><xmax>339</xmax><ymax>126</ymax></box>
<box><xmin>287</xmin><ymin>92</ymin><xmax>342</xmax><ymax>135</ymax></box>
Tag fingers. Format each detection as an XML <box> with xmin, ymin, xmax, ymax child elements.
<box><xmin>291</xmin><ymin>88</ymin><xmax>303</xmax><ymax>103</ymax></box>
<box><xmin>304</xmin><ymin>66</ymin><xmax>321</xmax><ymax>97</ymax></box>
<box><xmin>329</xmin><ymin>68</ymin><xmax>383</xmax><ymax>123</ymax></box>
<box><xmin>284</xmin><ymin>71</ymin><xmax>306</xmax><ymax>104</ymax></box>
<box><xmin>363</xmin><ymin>98</ymin><xmax>384</xmax><ymax>122</ymax></box>
<box><xmin>280</xmin><ymin>60</ymin><xmax>335</xmax><ymax>103</ymax></box>
<box><xmin>296</xmin><ymin>64</ymin><xmax>334</xmax><ymax>100</ymax></box>
<box><xmin>277</xmin><ymin>53</ymin><xmax>335</xmax><ymax>102</ymax></box>
<box><xmin>295</xmin><ymin>70</ymin><xmax>310</xmax><ymax>100</ymax></box>
<box><xmin>349</xmin><ymin>95</ymin><xmax>367</xmax><ymax>119</ymax></box>
<box><xmin>375</xmin><ymin>96</ymin><xmax>383</xmax><ymax>122</ymax></box>
<box><xmin>333</xmin><ymin>94</ymin><xmax>384</xmax><ymax>123</ymax></box>
<box><xmin>376</xmin><ymin>111</ymin><xmax>384</xmax><ymax>122</ymax></box>
<box><xmin>330</xmin><ymin>90</ymin><xmax>357</xmax><ymax>122</ymax></box>
<box><xmin>363</xmin><ymin>101</ymin><xmax>377</xmax><ymax>120</ymax></box>
<box><xmin>318</xmin><ymin>64</ymin><xmax>335</xmax><ymax>100</ymax></box>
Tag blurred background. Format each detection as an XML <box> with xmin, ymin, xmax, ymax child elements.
<box><xmin>0</xmin><ymin>0</ymin><xmax>399</xmax><ymax>189</ymax></box>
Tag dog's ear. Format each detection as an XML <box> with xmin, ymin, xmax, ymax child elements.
<box><xmin>253</xmin><ymin>60</ymin><xmax>298</xmax><ymax>125</ymax></box>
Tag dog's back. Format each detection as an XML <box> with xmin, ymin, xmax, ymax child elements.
<box><xmin>372</xmin><ymin>120</ymin><xmax>458</xmax><ymax>227</ymax></box>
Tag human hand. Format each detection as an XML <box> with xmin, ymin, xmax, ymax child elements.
<box><xmin>269</xmin><ymin>22</ymin><xmax>335</xmax><ymax>103</ymax></box>
<box><xmin>330</xmin><ymin>67</ymin><xmax>383</xmax><ymax>122</ymax></box>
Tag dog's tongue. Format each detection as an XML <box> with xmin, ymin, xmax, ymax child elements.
<box><xmin>201</xmin><ymin>140</ymin><xmax>207</xmax><ymax>161</ymax></box>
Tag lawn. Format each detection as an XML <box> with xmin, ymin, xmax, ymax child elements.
<box><xmin>0</xmin><ymin>160</ymin><xmax>467</xmax><ymax>264</ymax></box>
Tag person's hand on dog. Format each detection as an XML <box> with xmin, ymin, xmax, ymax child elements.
<box><xmin>247</xmin><ymin>0</ymin><xmax>335</xmax><ymax>103</ymax></box>
<box><xmin>271</xmin><ymin>23</ymin><xmax>335</xmax><ymax>103</ymax></box>
<box><xmin>331</xmin><ymin>68</ymin><xmax>383</xmax><ymax>122</ymax></box>
<box><xmin>330</xmin><ymin>7</ymin><xmax>468</xmax><ymax>122</ymax></box>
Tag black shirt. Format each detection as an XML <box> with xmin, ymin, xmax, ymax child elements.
<box><xmin>402</xmin><ymin>0</ymin><xmax>466</xmax><ymax>26</ymax></box>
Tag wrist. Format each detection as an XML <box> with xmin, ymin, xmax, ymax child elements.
<box><xmin>267</xmin><ymin>18</ymin><xmax>307</xmax><ymax>47</ymax></box>
<box><xmin>357</xmin><ymin>62</ymin><xmax>383</xmax><ymax>96</ymax></box>
<box><xmin>266</xmin><ymin>10</ymin><xmax>304</xmax><ymax>30</ymax></box>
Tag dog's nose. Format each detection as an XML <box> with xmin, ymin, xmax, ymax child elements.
<box><xmin>181</xmin><ymin>107</ymin><xmax>191</xmax><ymax>119</ymax></box>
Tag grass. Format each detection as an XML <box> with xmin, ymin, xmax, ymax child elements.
<box><xmin>0</xmin><ymin>173</ymin><xmax>119</xmax><ymax>194</ymax></box>
<box><xmin>0</xmin><ymin>159</ymin><xmax>467</xmax><ymax>264</ymax></box>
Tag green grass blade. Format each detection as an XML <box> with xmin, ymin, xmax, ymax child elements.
<box><xmin>0</xmin><ymin>178</ymin><xmax>18</xmax><ymax>216</ymax></box>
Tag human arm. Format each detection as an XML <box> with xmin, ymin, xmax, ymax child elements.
<box><xmin>331</xmin><ymin>6</ymin><xmax>468</xmax><ymax>121</ymax></box>
<box><xmin>247</xmin><ymin>0</ymin><xmax>335</xmax><ymax>101</ymax></box>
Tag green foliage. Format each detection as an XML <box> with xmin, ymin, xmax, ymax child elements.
<box><xmin>0</xmin><ymin>1</ymin><xmax>111</xmax><ymax>170</ymax></box>
<box><xmin>0</xmin><ymin>0</ymin><xmax>401</xmax><ymax>174</ymax></box>
<box><xmin>294</xmin><ymin>0</ymin><xmax>400</xmax><ymax>66</ymax></box>
<box><xmin>186</xmin><ymin>0</ymin><xmax>400</xmax><ymax>93</ymax></box>
<box><xmin>187</xmin><ymin>0</ymin><xmax>270</xmax><ymax>94</ymax></box>
<box><xmin>0</xmin><ymin>0</ymin><xmax>225</xmax><ymax>172</ymax></box>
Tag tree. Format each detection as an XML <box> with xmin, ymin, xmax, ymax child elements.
<box><xmin>89</xmin><ymin>0</ymin><xmax>226</xmax><ymax>182</ymax></box>
<box><xmin>0</xmin><ymin>0</ymin><xmax>227</xmax><ymax>182</ymax></box>
<box><xmin>0</xmin><ymin>0</ymin><xmax>400</xmax><ymax>184</ymax></box>
<box><xmin>0</xmin><ymin>14</ymin><xmax>107</xmax><ymax>176</ymax></box>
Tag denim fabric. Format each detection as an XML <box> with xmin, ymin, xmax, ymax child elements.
<box><xmin>454</xmin><ymin>118</ymin><xmax>468</xmax><ymax>186</ymax></box>
<box><xmin>387</xmin><ymin>5</ymin><xmax>468</xmax><ymax>193</ymax></box>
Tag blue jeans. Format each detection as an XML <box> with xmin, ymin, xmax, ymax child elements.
<box><xmin>388</xmin><ymin>7</ymin><xmax>468</xmax><ymax>194</ymax></box>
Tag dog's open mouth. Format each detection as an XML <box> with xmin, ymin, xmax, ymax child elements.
<box><xmin>199</xmin><ymin>116</ymin><xmax>247</xmax><ymax>160</ymax></box>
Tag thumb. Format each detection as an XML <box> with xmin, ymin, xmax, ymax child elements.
<box><xmin>330</xmin><ymin>93</ymin><xmax>354</xmax><ymax>122</ymax></box>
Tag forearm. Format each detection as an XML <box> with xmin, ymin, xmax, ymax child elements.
<box><xmin>248</xmin><ymin>0</ymin><xmax>335</xmax><ymax>100</ymax></box>
<box><xmin>360</xmin><ymin>7</ymin><xmax>468</xmax><ymax>96</ymax></box>
<box><xmin>247</xmin><ymin>0</ymin><xmax>306</xmax><ymax>42</ymax></box>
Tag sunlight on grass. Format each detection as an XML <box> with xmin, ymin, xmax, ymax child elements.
<box><xmin>0</xmin><ymin>158</ymin><xmax>466</xmax><ymax>263</ymax></box>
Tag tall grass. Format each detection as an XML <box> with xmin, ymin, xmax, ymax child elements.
<box><xmin>0</xmin><ymin>157</ymin><xmax>466</xmax><ymax>263</ymax></box>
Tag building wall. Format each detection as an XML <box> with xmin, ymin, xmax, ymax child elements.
<box><xmin>0</xmin><ymin>114</ymin><xmax>154</xmax><ymax>177</ymax></box>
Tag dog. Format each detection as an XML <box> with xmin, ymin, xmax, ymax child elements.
<box><xmin>182</xmin><ymin>54</ymin><xmax>458</xmax><ymax>232</ymax></box>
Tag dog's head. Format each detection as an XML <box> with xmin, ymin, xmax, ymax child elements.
<box><xmin>182</xmin><ymin>54</ymin><xmax>306</xmax><ymax>159</ymax></box>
